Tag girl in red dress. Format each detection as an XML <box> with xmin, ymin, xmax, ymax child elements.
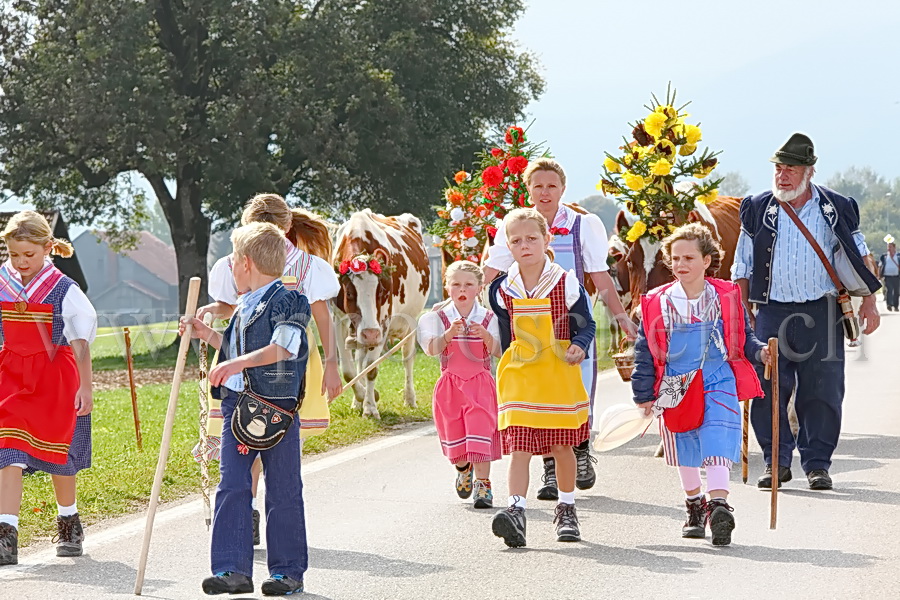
<box><xmin>0</xmin><ymin>211</ymin><xmax>96</xmax><ymax>566</ymax></box>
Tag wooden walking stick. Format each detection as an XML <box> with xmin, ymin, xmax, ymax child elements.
<box><xmin>765</xmin><ymin>336</ymin><xmax>780</xmax><ymax>529</ymax></box>
<box><xmin>741</xmin><ymin>401</ymin><xmax>749</xmax><ymax>484</ymax></box>
<box><xmin>134</xmin><ymin>277</ymin><xmax>201</xmax><ymax>596</ymax></box>
<box><xmin>340</xmin><ymin>329</ymin><xmax>418</xmax><ymax>395</ymax></box>
<box><xmin>197</xmin><ymin>313</ymin><xmax>214</xmax><ymax>529</ymax></box>
<box><xmin>124</xmin><ymin>326</ymin><xmax>143</xmax><ymax>451</ymax></box>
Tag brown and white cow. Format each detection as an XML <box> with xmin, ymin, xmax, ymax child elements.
<box><xmin>333</xmin><ymin>209</ymin><xmax>430</xmax><ymax>419</ymax></box>
<box><xmin>611</xmin><ymin>195</ymin><xmax>743</xmax><ymax>314</ymax></box>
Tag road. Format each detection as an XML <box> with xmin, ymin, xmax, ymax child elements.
<box><xmin>2</xmin><ymin>304</ymin><xmax>899</xmax><ymax>599</ymax></box>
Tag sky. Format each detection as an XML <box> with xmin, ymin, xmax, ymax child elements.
<box><xmin>512</xmin><ymin>0</ymin><xmax>900</xmax><ymax>202</ymax></box>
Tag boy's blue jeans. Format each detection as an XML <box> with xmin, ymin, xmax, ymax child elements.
<box><xmin>211</xmin><ymin>390</ymin><xmax>307</xmax><ymax>581</ymax></box>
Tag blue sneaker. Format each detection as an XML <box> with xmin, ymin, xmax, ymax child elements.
<box><xmin>473</xmin><ymin>479</ymin><xmax>493</xmax><ymax>508</ymax></box>
<box><xmin>261</xmin><ymin>574</ymin><xmax>304</xmax><ymax>596</ymax></box>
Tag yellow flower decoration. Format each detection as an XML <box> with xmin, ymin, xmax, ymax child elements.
<box><xmin>650</xmin><ymin>224</ymin><xmax>667</xmax><ymax>238</ymax></box>
<box><xmin>644</xmin><ymin>112</ymin><xmax>667</xmax><ymax>139</ymax></box>
<box><xmin>679</xmin><ymin>144</ymin><xmax>697</xmax><ymax>156</ymax></box>
<box><xmin>656</xmin><ymin>105</ymin><xmax>678</xmax><ymax>120</ymax></box>
<box><xmin>599</xmin><ymin>179</ymin><xmax>621</xmax><ymax>195</ymax></box>
<box><xmin>696</xmin><ymin>189</ymin><xmax>719</xmax><ymax>204</ymax></box>
<box><xmin>684</xmin><ymin>124</ymin><xmax>702</xmax><ymax>145</ymax></box>
<box><xmin>625</xmin><ymin>220</ymin><xmax>647</xmax><ymax>242</ymax></box>
<box><xmin>622</xmin><ymin>153</ymin><xmax>634</xmax><ymax>166</ymax></box>
<box><xmin>649</xmin><ymin>158</ymin><xmax>672</xmax><ymax>176</ymax></box>
<box><xmin>603</xmin><ymin>156</ymin><xmax>622</xmax><ymax>174</ymax></box>
<box><xmin>668</xmin><ymin>223</ymin><xmax>679</xmax><ymax>233</ymax></box>
<box><xmin>656</xmin><ymin>139</ymin><xmax>676</xmax><ymax>157</ymax></box>
<box><xmin>623</xmin><ymin>172</ymin><xmax>647</xmax><ymax>191</ymax></box>
<box><xmin>694</xmin><ymin>164</ymin><xmax>714</xmax><ymax>179</ymax></box>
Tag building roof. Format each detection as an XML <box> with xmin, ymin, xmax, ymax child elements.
<box><xmin>92</xmin><ymin>230</ymin><xmax>178</xmax><ymax>287</ymax></box>
<box><xmin>0</xmin><ymin>211</ymin><xmax>89</xmax><ymax>291</ymax></box>
<box><xmin>92</xmin><ymin>278</ymin><xmax>169</xmax><ymax>303</ymax></box>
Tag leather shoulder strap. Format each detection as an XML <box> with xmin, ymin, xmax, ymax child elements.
<box><xmin>777</xmin><ymin>200</ymin><xmax>845</xmax><ymax>292</ymax></box>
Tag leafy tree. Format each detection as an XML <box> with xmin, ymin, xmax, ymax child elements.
<box><xmin>0</xmin><ymin>0</ymin><xmax>542</xmax><ymax>307</ymax></box>
<box><xmin>826</xmin><ymin>166</ymin><xmax>891</xmax><ymax>206</ymax></box>
<box><xmin>576</xmin><ymin>194</ymin><xmax>622</xmax><ymax>231</ymax></box>
<box><xmin>716</xmin><ymin>170</ymin><xmax>751</xmax><ymax>197</ymax></box>
<box><xmin>827</xmin><ymin>167</ymin><xmax>900</xmax><ymax>252</ymax></box>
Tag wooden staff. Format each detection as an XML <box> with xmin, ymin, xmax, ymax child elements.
<box><xmin>135</xmin><ymin>277</ymin><xmax>201</xmax><ymax>596</ymax></box>
<box><xmin>741</xmin><ymin>401</ymin><xmax>749</xmax><ymax>484</ymax></box>
<box><xmin>197</xmin><ymin>313</ymin><xmax>214</xmax><ymax>529</ymax></box>
<box><xmin>765</xmin><ymin>336</ymin><xmax>780</xmax><ymax>529</ymax></box>
<box><xmin>341</xmin><ymin>329</ymin><xmax>417</xmax><ymax>395</ymax></box>
<box><xmin>124</xmin><ymin>326</ymin><xmax>143</xmax><ymax>451</ymax></box>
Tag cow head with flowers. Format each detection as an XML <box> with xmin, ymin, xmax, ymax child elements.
<box><xmin>333</xmin><ymin>209</ymin><xmax>430</xmax><ymax>418</ymax></box>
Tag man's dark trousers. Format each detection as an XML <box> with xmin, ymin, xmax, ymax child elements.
<box><xmin>750</xmin><ymin>297</ymin><xmax>845</xmax><ymax>474</ymax></box>
<box><xmin>885</xmin><ymin>275</ymin><xmax>899</xmax><ymax>310</ymax></box>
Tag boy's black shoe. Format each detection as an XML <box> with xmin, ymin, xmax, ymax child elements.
<box><xmin>201</xmin><ymin>571</ymin><xmax>254</xmax><ymax>595</ymax></box>
<box><xmin>807</xmin><ymin>469</ymin><xmax>833</xmax><ymax>490</ymax></box>
<box><xmin>54</xmin><ymin>513</ymin><xmax>85</xmax><ymax>557</ymax></box>
<box><xmin>492</xmin><ymin>506</ymin><xmax>527</xmax><ymax>548</ymax></box>
<box><xmin>757</xmin><ymin>464</ymin><xmax>792</xmax><ymax>489</ymax></box>
<box><xmin>554</xmin><ymin>503</ymin><xmax>581</xmax><ymax>542</ymax></box>
<box><xmin>252</xmin><ymin>509</ymin><xmax>261</xmax><ymax>546</ymax></box>
<box><xmin>706</xmin><ymin>498</ymin><xmax>735</xmax><ymax>546</ymax></box>
<box><xmin>537</xmin><ymin>458</ymin><xmax>558</xmax><ymax>500</ymax></box>
<box><xmin>574</xmin><ymin>443</ymin><xmax>598</xmax><ymax>490</ymax></box>
<box><xmin>261</xmin><ymin>574</ymin><xmax>304</xmax><ymax>596</ymax></box>
<box><xmin>682</xmin><ymin>497</ymin><xmax>707</xmax><ymax>538</ymax></box>
<box><xmin>0</xmin><ymin>523</ymin><xmax>18</xmax><ymax>566</ymax></box>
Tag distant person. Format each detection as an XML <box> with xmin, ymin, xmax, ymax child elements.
<box><xmin>732</xmin><ymin>133</ymin><xmax>881</xmax><ymax>491</ymax></box>
<box><xmin>488</xmin><ymin>209</ymin><xmax>595</xmax><ymax>547</ymax></box>
<box><xmin>632</xmin><ymin>224</ymin><xmax>769</xmax><ymax>546</ymax></box>
<box><xmin>0</xmin><ymin>211</ymin><xmax>97</xmax><ymax>565</ymax></box>
<box><xmin>180</xmin><ymin>222</ymin><xmax>311</xmax><ymax>596</ymax></box>
<box><xmin>418</xmin><ymin>261</ymin><xmax>501</xmax><ymax>508</ymax></box>
<box><xmin>878</xmin><ymin>239</ymin><xmax>899</xmax><ymax>311</ymax></box>
<box><xmin>483</xmin><ymin>158</ymin><xmax>636</xmax><ymax>501</ymax></box>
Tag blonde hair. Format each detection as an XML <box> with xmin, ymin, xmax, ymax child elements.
<box><xmin>661</xmin><ymin>222</ymin><xmax>722</xmax><ymax>276</ymax></box>
<box><xmin>241</xmin><ymin>193</ymin><xmax>293</xmax><ymax>232</ymax></box>
<box><xmin>444</xmin><ymin>260</ymin><xmax>484</xmax><ymax>287</ymax></box>
<box><xmin>504</xmin><ymin>208</ymin><xmax>555</xmax><ymax>261</ymax></box>
<box><xmin>231</xmin><ymin>222</ymin><xmax>287</xmax><ymax>277</ymax></box>
<box><xmin>523</xmin><ymin>157</ymin><xmax>566</xmax><ymax>187</ymax></box>
<box><xmin>1</xmin><ymin>211</ymin><xmax>73</xmax><ymax>258</ymax></box>
<box><xmin>287</xmin><ymin>208</ymin><xmax>333</xmax><ymax>260</ymax></box>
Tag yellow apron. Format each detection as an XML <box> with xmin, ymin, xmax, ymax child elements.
<box><xmin>496</xmin><ymin>298</ymin><xmax>589</xmax><ymax>430</ymax></box>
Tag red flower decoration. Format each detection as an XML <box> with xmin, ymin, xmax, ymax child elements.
<box><xmin>506</xmin><ymin>155</ymin><xmax>528</xmax><ymax>175</ymax></box>
<box><xmin>486</xmin><ymin>225</ymin><xmax>498</xmax><ymax>238</ymax></box>
<box><xmin>462</xmin><ymin>227</ymin><xmax>476</xmax><ymax>239</ymax></box>
<box><xmin>369</xmin><ymin>259</ymin><xmax>382</xmax><ymax>274</ymax></box>
<box><xmin>339</xmin><ymin>260</ymin><xmax>351</xmax><ymax>275</ymax></box>
<box><xmin>482</xmin><ymin>165</ymin><xmax>504</xmax><ymax>187</ymax></box>
<box><xmin>550</xmin><ymin>227</ymin><xmax>571</xmax><ymax>236</ymax></box>
<box><xmin>468</xmin><ymin>255</ymin><xmax>480</xmax><ymax>262</ymax></box>
<box><xmin>490</xmin><ymin>147</ymin><xmax>504</xmax><ymax>157</ymax></box>
<box><xmin>505</xmin><ymin>126</ymin><xmax>525</xmax><ymax>145</ymax></box>
<box><xmin>349</xmin><ymin>258</ymin><xmax>367</xmax><ymax>272</ymax></box>
<box><xmin>237</xmin><ymin>444</ymin><xmax>249</xmax><ymax>455</ymax></box>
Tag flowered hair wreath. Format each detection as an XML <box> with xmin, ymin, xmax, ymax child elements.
<box><xmin>337</xmin><ymin>253</ymin><xmax>395</xmax><ymax>280</ymax></box>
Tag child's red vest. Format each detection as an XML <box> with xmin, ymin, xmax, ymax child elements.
<box><xmin>639</xmin><ymin>277</ymin><xmax>763</xmax><ymax>401</ymax></box>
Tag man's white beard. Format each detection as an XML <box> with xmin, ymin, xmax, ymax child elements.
<box><xmin>773</xmin><ymin>169</ymin><xmax>813</xmax><ymax>203</ymax></box>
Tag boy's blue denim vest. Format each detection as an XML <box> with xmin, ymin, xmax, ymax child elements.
<box><xmin>212</xmin><ymin>281</ymin><xmax>311</xmax><ymax>406</ymax></box>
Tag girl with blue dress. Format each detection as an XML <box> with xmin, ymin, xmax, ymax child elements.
<box><xmin>631</xmin><ymin>223</ymin><xmax>769</xmax><ymax>546</ymax></box>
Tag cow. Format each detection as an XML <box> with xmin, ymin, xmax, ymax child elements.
<box><xmin>611</xmin><ymin>195</ymin><xmax>743</xmax><ymax>314</ymax></box>
<box><xmin>333</xmin><ymin>209</ymin><xmax>430</xmax><ymax>419</ymax></box>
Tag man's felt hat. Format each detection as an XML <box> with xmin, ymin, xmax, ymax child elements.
<box><xmin>770</xmin><ymin>132</ymin><xmax>817</xmax><ymax>166</ymax></box>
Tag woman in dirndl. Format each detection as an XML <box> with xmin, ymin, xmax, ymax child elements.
<box><xmin>195</xmin><ymin>194</ymin><xmax>340</xmax><ymax>544</ymax></box>
<box><xmin>487</xmin><ymin>208</ymin><xmax>596</xmax><ymax>548</ymax></box>
<box><xmin>631</xmin><ymin>223</ymin><xmax>768</xmax><ymax>546</ymax></box>
<box><xmin>0</xmin><ymin>211</ymin><xmax>97</xmax><ymax>565</ymax></box>
<box><xmin>418</xmin><ymin>260</ymin><xmax>501</xmax><ymax>509</ymax></box>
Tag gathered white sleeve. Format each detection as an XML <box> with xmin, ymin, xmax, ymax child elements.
<box><xmin>62</xmin><ymin>285</ymin><xmax>98</xmax><ymax>344</ymax></box>
<box><xmin>485</xmin><ymin>312</ymin><xmax>501</xmax><ymax>348</ymax></box>
<box><xmin>417</xmin><ymin>310</ymin><xmax>445</xmax><ymax>356</ymax></box>
<box><xmin>484</xmin><ymin>220</ymin><xmax>514</xmax><ymax>272</ymax></box>
<box><xmin>579</xmin><ymin>214</ymin><xmax>611</xmax><ymax>272</ymax></box>
<box><xmin>302</xmin><ymin>255</ymin><xmax>340</xmax><ymax>303</ymax></box>
<box><xmin>209</xmin><ymin>255</ymin><xmax>239</xmax><ymax>305</ymax></box>
<box><xmin>564</xmin><ymin>269</ymin><xmax>582</xmax><ymax>309</ymax></box>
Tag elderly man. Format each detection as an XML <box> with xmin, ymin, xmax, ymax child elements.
<box><xmin>877</xmin><ymin>239</ymin><xmax>899</xmax><ymax>311</ymax></box>
<box><xmin>483</xmin><ymin>157</ymin><xmax>637</xmax><ymax>500</ymax></box>
<box><xmin>733</xmin><ymin>133</ymin><xmax>881</xmax><ymax>491</ymax></box>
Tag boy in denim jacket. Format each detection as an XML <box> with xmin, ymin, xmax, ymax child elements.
<box><xmin>181</xmin><ymin>222</ymin><xmax>311</xmax><ymax>596</ymax></box>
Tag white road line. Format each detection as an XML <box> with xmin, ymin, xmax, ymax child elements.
<box><xmin>0</xmin><ymin>424</ymin><xmax>436</xmax><ymax>580</ymax></box>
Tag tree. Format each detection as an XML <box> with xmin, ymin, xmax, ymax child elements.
<box><xmin>0</xmin><ymin>1</ymin><xmax>543</xmax><ymax>307</ymax></box>
<box><xmin>826</xmin><ymin>166</ymin><xmax>891</xmax><ymax>206</ymax></box>
<box><xmin>576</xmin><ymin>195</ymin><xmax>622</xmax><ymax>230</ymax></box>
<box><xmin>827</xmin><ymin>167</ymin><xmax>900</xmax><ymax>252</ymax></box>
<box><xmin>716</xmin><ymin>170</ymin><xmax>751</xmax><ymax>197</ymax></box>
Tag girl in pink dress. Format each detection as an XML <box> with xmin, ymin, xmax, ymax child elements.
<box><xmin>418</xmin><ymin>261</ymin><xmax>501</xmax><ymax>508</ymax></box>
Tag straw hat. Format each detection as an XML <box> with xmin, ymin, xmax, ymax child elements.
<box><xmin>593</xmin><ymin>404</ymin><xmax>654</xmax><ymax>452</ymax></box>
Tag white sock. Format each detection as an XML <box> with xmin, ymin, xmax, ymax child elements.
<box><xmin>0</xmin><ymin>514</ymin><xmax>19</xmax><ymax>529</ymax></box>
<box><xmin>58</xmin><ymin>502</ymin><xmax>78</xmax><ymax>517</ymax></box>
<box><xmin>507</xmin><ymin>495</ymin><xmax>526</xmax><ymax>509</ymax></box>
<box><xmin>557</xmin><ymin>490</ymin><xmax>576</xmax><ymax>505</ymax></box>
<box><xmin>251</xmin><ymin>497</ymin><xmax>258</xmax><ymax>511</ymax></box>
<box><xmin>686</xmin><ymin>492</ymin><xmax>703</xmax><ymax>501</ymax></box>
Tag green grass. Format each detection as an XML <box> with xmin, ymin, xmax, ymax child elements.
<box><xmin>91</xmin><ymin>321</ymin><xmax>196</xmax><ymax>371</ymax></box>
